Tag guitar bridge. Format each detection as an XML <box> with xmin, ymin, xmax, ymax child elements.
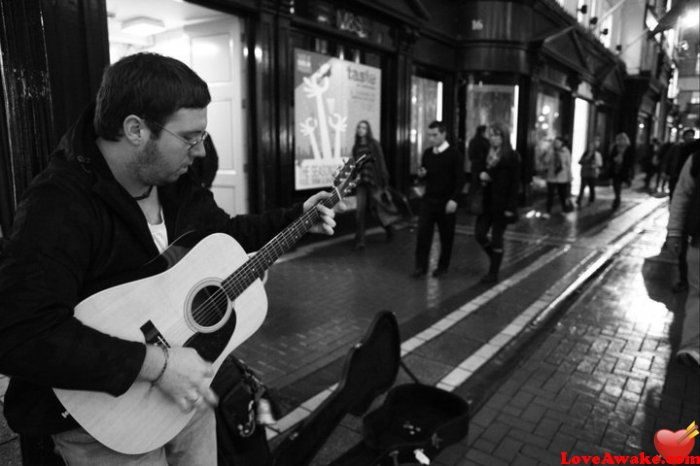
<box><xmin>140</xmin><ymin>321</ymin><xmax>170</xmax><ymax>347</ymax></box>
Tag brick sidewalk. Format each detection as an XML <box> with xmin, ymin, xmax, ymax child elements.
<box><xmin>442</xmin><ymin>210</ymin><xmax>700</xmax><ymax>465</ymax></box>
<box><xmin>0</xmin><ymin>181</ymin><xmax>673</xmax><ymax>465</ymax></box>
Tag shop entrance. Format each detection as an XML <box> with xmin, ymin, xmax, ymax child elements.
<box><xmin>106</xmin><ymin>0</ymin><xmax>248</xmax><ymax>215</ymax></box>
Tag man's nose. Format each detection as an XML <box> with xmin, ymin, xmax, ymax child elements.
<box><xmin>191</xmin><ymin>142</ymin><xmax>207</xmax><ymax>158</ymax></box>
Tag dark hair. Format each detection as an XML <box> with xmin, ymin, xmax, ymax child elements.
<box><xmin>489</xmin><ymin>122</ymin><xmax>513</xmax><ymax>154</ymax></box>
<box><xmin>682</xmin><ymin>128</ymin><xmax>695</xmax><ymax>138</ymax></box>
<box><xmin>476</xmin><ymin>125</ymin><xmax>487</xmax><ymax>136</ymax></box>
<box><xmin>354</xmin><ymin>120</ymin><xmax>375</xmax><ymax>146</ymax></box>
<box><xmin>428</xmin><ymin>120</ymin><xmax>447</xmax><ymax>134</ymax></box>
<box><xmin>94</xmin><ymin>53</ymin><xmax>211</xmax><ymax>141</ymax></box>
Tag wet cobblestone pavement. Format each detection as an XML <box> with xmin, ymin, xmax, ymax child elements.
<box><xmin>438</xmin><ymin>210</ymin><xmax>700</xmax><ymax>465</ymax></box>
<box><xmin>2</xmin><ymin>183</ymin><xmax>698</xmax><ymax>465</ymax></box>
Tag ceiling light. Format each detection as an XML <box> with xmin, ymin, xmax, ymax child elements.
<box><xmin>121</xmin><ymin>17</ymin><xmax>166</xmax><ymax>36</ymax></box>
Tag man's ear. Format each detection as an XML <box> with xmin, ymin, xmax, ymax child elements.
<box><xmin>123</xmin><ymin>115</ymin><xmax>145</xmax><ymax>146</ymax></box>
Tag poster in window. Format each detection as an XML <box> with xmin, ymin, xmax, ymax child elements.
<box><xmin>294</xmin><ymin>49</ymin><xmax>381</xmax><ymax>190</ymax></box>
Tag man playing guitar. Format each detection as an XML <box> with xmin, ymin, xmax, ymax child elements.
<box><xmin>0</xmin><ymin>52</ymin><xmax>335</xmax><ymax>465</ymax></box>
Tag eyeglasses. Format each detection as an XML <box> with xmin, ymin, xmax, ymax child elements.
<box><xmin>146</xmin><ymin>119</ymin><xmax>208</xmax><ymax>150</ymax></box>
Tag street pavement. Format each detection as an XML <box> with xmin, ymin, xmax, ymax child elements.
<box><xmin>1</xmin><ymin>180</ymin><xmax>698</xmax><ymax>465</ymax></box>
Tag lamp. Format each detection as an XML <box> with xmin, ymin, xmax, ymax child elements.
<box><xmin>579</xmin><ymin>5</ymin><xmax>588</xmax><ymax>14</ymax></box>
<box><xmin>600</xmin><ymin>28</ymin><xmax>609</xmax><ymax>35</ymax></box>
<box><xmin>589</xmin><ymin>16</ymin><xmax>599</xmax><ymax>26</ymax></box>
<box><xmin>121</xmin><ymin>17</ymin><xmax>166</xmax><ymax>36</ymax></box>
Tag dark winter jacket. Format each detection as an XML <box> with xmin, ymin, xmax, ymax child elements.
<box><xmin>352</xmin><ymin>139</ymin><xmax>388</xmax><ymax>188</ymax></box>
<box><xmin>468</xmin><ymin>134</ymin><xmax>490</xmax><ymax>179</ymax></box>
<box><xmin>481</xmin><ymin>148</ymin><xmax>521</xmax><ymax>222</ymax></box>
<box><xmin>0</xmin><ymin>105</ymin><xmax>302</xmax><ymax>435</ymax></box>
<box><xmin>607</xmin><ymin>145</ymin><xmax>634</xmax><ymax>183</ymax></box>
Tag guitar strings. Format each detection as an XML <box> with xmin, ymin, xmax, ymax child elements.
<box><xmin>170</xmin><ymin>163</ymin><xmax>353</xmax><ymax>337</ymax></box>
<box><xmin>171</xmin><ymin>194</ymin><xmax>335</xmax><ymax>335</ymax></box>
<box><xmin>185</xmin><ymin>160</ymin><xmax>361</xmax><ymax>330</ymax></box>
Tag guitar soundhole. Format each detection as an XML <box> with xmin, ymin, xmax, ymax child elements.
<box><xmin>189</xmin><ymin>285</ymin><xmax>230</xmax><ymax>331</ymax></box>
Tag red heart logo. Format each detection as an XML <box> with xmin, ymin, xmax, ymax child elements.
<box><xmin>654</xmin><ymin>429</ymin><xmax>695</xmax><ymax>464</ymax></box>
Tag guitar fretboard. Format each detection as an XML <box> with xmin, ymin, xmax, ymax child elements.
<box><xmin>221</xmin><ymin>191</ymin><xmax>340</xmax><ymax>299</ymax></box>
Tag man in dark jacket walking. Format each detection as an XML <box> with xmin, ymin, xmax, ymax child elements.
<box><xmin>0</xmin><ymin>52</ymin><xmax>335</xmax><ymax>465</ymax></box>
<box><xmin>412</xmin><ymin>121</ymin><xmax>465</xmax><ymax>278</ymax></box>
<box><xmin>467</xmin><ymin>125</ymin><xmax>490</xmax><ymax>180</ymax></box>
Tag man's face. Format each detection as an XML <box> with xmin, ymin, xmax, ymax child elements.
<box><xmin>427</xmin><ymin>127</ymin><xmax>446</xmax><ymax>148</ymax></box>
<box><xmin>683</xmin><ymin>131</ymin><xmax>695</xmax><ymax>143</ymax></box>
<box><xmin>134</xmin><ymin>108</ymin><xmax>208</xmax><ymax>186</ymax></box>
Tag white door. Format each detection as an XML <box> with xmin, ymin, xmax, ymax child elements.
<box><xmin>185</xmin><ymin>18</ymin><xmax>248</xmax><ymax>215</ymax></box>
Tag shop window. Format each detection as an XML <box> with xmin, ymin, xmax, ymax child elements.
<box><xmin>464</xmin><ymin>80</ymin><xmax>519</xmax><ymax>154</ymax></box>
<box><xmin>534</xmin><ymin>88</ymin><xmax>565</xmax><ymax>172</ymax></box>
<box><xmin>409</xmin><ymin>76</ymin><xmax>443</xmax><ymax>174</ymax></box>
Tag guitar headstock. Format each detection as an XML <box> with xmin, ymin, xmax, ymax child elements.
<box><xmin>331</xmin><ymin>154</ymin><xmax>370</xmax><ymax>199</ymax></box>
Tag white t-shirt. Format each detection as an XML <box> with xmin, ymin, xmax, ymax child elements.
<box><xmin>147</xmin><ymin>208</ymin><xmax>168</xmax><ymax>254</ymax></box>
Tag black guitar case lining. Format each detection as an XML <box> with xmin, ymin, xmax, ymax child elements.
<box><xmin>215</xmin><ymin>311</ymin><xmax>469</xmax><ymax>466</ymax></box>
<box><xmin>272</xmin><ymin>311</ymin><xmax>402</xmax><ymax>466</ymax></box>
<box><xmin>362</xmin><ymin>384</ymin><xmax>470</xmax><ymax>465</ymax></box>
<box><xmin>323</xmin><ymin>312</ymin><xmax>470</xmax><ymax>466</ymax></box>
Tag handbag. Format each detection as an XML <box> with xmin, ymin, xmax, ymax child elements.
<box><xmin>372</xmin><ymin>188</ymin><xmax>402</xmax><ymax>226</ymax></box>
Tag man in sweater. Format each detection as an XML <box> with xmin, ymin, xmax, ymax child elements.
<box><xmin>413</xmin><ymin>121</ymin><xmax>465</xmax><ymax>278</ymax></box>
<box><xmin>666</xmin><ymin>141</ymin><xmax>700</xmax><ymax>368</ymax></box>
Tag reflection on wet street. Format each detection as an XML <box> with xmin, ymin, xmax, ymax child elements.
<box><xmin>457</xmin><ymin>209</ymin><xmax>699</xmax><ymax>465</ymax></box>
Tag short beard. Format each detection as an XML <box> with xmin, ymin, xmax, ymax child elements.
<box><xmin>131</xmin><ymin>138</ymin><xmax>162</xmax><ymax>186</ymax></box>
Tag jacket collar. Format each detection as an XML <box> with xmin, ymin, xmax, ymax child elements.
<box><xmin>58</xmin><ymin>104</ymin><xmax>162</xmax><ymax>256</ymax></box>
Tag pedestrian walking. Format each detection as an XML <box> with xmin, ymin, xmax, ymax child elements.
<box><xmin>643</xmin><ymin>137</ymin><xmax>661</xmax><ymax>193</ymax></box>
<box><xmin>467</xmin><ymin>125</ymin><xmax>490</xmax><ymax>183</ymax></box>
<box><xmin>655</xmin><ymin>139</ymin><xmax>673</xmax><ymax>193</ymax></box>
<box><xmin>607</xmin><ymin>132</ymin><xmax>634</xmax><ymax>210</ymax></box>
<box><xmin>412</xmin><ymin>121</ymin><xmax>465</xmax><ymax>278</ymax></box>
<box><xmin>542</xmin><ymin>136</ymin><xmax>573</xmax><ymax>217</ymax></box>
<box><xmin>666</xmin><ymin>146</ymin><xmax>700</xmax><ymax>368</ymax></box>
<box><xmin>576</xmin><ymin>137</ymin><xmax>603</xmax><ymax>206</ymax></box>
<box><xmin>466</xmin><ymin>125</ymin><xmax>490</xmax><ymax>216</ymax></box>
<box><xmin>474</xmin><ymin>122</ymin><xmax>521</xmax><ymax>284</ymax></box>
<box><xmin>0</xmin><ymin>52</ymin><xmax>336</xmax><ymax>465</ymax></box>
<box><xmin>351</xmin><ymin>120</ymin><xmax>394</xmax><ymax>250</ymax></box>
<box><xmin>668</xmin><ymin>128</ymin><xmax>697</xmax><ymax>201</ymax></box>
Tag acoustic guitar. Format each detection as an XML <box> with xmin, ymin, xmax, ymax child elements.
<box><xmin>53</xmin><ymin>156</ymin><xmax>364</xmax><ymax>454</ymax></box>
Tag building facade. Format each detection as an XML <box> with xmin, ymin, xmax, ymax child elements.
<box><xmin>1</xmin><ymin>0</ymin><xmax>684</xmax><ymax>234</ymax></box>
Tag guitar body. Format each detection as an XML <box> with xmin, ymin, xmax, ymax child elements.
<box><xmin>51</xmin><ymin>155</ymin><xmax>366</xmax><ymax>455</ymax></box>
<box><xmin>54</xmin><ymin>233</ymin><xmax>267</xmax><ymax>454</ymax></box>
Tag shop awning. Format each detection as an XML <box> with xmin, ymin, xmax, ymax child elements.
<box><xmin>652</xmin><ymin>0</ymin><xmax>700</xmax><ymax>34</ymax></box>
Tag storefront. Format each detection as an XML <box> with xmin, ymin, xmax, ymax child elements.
<box><xmin>1</xmin><ymin>0</ymin><xmax>630</xmax><ymax>233</ymax></box>
<box><xmin>452</xmin><ymin>1</ymin><xmax>624</xmax><ymax>198</ymax></box>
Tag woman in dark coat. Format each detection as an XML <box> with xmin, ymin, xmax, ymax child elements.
<box><xmin>474</xmin><ymin>122</ymin><xmax>522</xmax><ymax>284</ymax></box>
<box><xmin>607</xmin><ymin>132</ymin><xmax>635</xmax><ymax>210</ymax></box>
<box><xmin>351</xmin><ymin>120</ymin><xmax>392</xmax><ymax>250</ymax></box>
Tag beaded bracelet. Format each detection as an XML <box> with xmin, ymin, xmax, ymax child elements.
<box><xmin>152</xmin><ymin>345</ymin><xmax>169</xmax><ymax>385</ymax></box>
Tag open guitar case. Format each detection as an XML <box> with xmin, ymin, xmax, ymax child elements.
<box><xmin>270</xmin><ymin>311</ymin><xmax>470</xmax><ymax>466</ymax></box>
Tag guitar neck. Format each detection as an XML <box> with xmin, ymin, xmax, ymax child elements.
<box><xmin>221</xmin><ymin>190</ymin><xmax>340</xmax><ymax>299</ymax></box>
